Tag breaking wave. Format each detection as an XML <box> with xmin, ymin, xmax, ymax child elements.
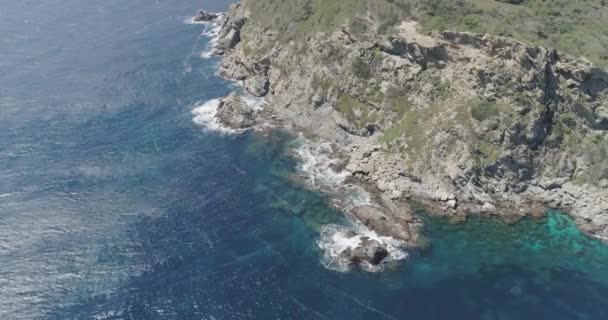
<box><xmin>292</xmin><ymin>138</ymin><xmax>409</xmax><ymax>272</ymax></box>
<box><xmin>293</xmin><ymin>138</ymin><xmax>349</xmax><ymax>190</ymax></box>
<box><xmin>191</xmin><ymin>99</ymin><xmax>237</xmax><ymax>134</ymax></box>
<box><xmin>318</xmin><ymin>224</ymin><xmax>408</xmax><ymax>273</ymax></box>
<box><xmin>191</xmin><ymin>95</ymin><xmax>266</xmax><ymax>134</ymax></box>
<box><xmin>199</xmin><ymin>22</ymin><xmax>221</xmax><ymax>58</ymax></box>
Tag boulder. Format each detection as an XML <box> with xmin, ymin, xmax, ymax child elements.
<box><xmin>216</xmin><ymin>92</ymin><xmax>256</xmax><ymax>128</ymax></box>
<box><xmin>341</xmin><ymin>237</ymin><xmax>389</xmax><ymax>266</ymax></box>
<box><xmin>193</xmin><ymin>10</ymin><xmax>218</xmax><ymax>22</ymax></box>
<box><xmin>539</xmin><ymin>177</ymin><xmax>569</xmax><ymax>190</ymax></box>
<box><xmin>481</xmin><ymin>202</ymin><xmax>497</xmax><ymax>213</ymax></box>
<box><xmin>446</xmin><ymin>199</ymin><xmax>458</xmax><ymax>209</ymax></box>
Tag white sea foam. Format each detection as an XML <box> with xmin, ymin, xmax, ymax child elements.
<box><xmin>318</xmin><ymin>224</ymin><xmax>408</xmax><ymax>273</ymax></box>
<box><xmin>241</xmin><ymin>93</ymin><xmax>267</xmax><ymax>111</ymax></box>
<box><xmin>594</xmin><ymin>234</ymin><xmax>608</xmax><ymax>242</ymax></box>
<box><xmin>199</xmin><ymin>22</ymin><xmax>221</xmax><ymax>58</ymax></box>
<box><xmin>191</xmin><ymin>95</ymin><xmax>266</xmax><ymax>134</ymax></box>
<box><xmin>183</xmin><ymin>13</ymin><xmax>224</xmax><ymax>58</ymax></box>
<box><xmin>293</xmin><ymin>138</ymin><xmax>349</xmax><ymax>190</ymax></box>
<box><xmin>183</xmin><ymin>13</ymin><xmax>224</xmax><ymax>25</ymax></box>
<box><xmin>191</xmin><ymin>99</ymin><xmax>236</xmax><ymax>134</ymax></box>
<box><xmin>292</xmin><ymin>137</ymin><xmax>407</xmax><ymax>272</ymax></box>
<box><xmin>292</xmin><ymin>137</ymin><xmax>372</xmax><ymax>209</ymax></box>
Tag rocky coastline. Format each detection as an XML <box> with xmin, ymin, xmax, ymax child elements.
<box><xmin>196</xmin><ymin>3</ymin><xmax>608</xmax><ymax>267</ymax></box>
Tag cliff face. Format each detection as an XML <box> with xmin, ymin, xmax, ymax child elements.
<box><xmin>213</xmin><ymin>3</ymin><xmax>608</xmax><ymax>240</ymax></box>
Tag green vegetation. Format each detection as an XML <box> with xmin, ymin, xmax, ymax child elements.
<box><xmin>378</xmin><ymin>109</ymin><xmax>425</xmax><ymax>150</ymax></box>
<box><xmin>244</xmin><ymin>0</ymin><xmax>410</xmax><ymax>40</ymax></box>
<box><xmin>554</xmin><ymin>113</ymin><xmax>578</xmax><ymax>136</ymax></box>
<box><xmin>351</xmin><ymin>56</ymin><xmax>371</xmax><ymax>79</ymax></box>
<box><xmin>418</xmin><ymin>0</ymin><xmax>608</xmax><ymax>66</ymax></box>
<box><xmin>378</xmin><ymin>97</ymin><xmax>474</xmax><ymax>165</ymax></box>
<box><xmin>388</xmin><ymin>96</ymin><xmax>411</xmax><ymax>118</ymax></box>
<box><xmin>474</xmin><ymin>139</ymin><xmax>502</xmax><ymax>168</ymax></box>
<box><xmin>336</xmin><ymin>94</ymin><xmax>378</xmax><ymax>128</ymax></box>
<box><xmin>578</xmin><ymin>134</ymin><xmax>608</xmax><ymax>183</ymax></box>
<box><xmin>244</xmin><ymin>0</ymin><xmax>608</xmax><ymax>66</ymax></box>
<box><xmin>311</xmin><ymin>73</ymin><xmax>333</xmax><ymax>96</ymax></box>
<box><xmin>470</xmin><ymin>100</ymin><xmax>502</xmax><ymax>122</ymax></box>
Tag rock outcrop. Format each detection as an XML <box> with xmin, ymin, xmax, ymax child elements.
<box><xmin>193</xmin><ymin>10</ymin><xmax>218</xmax><ymax>22</ymax></box>
<box><xmin>207</xmin><ymin>2</ymin><xmax>608</xmax><ymax>243</ymax></box>
<box><xmin>212</xmin><ymin>4</ymin><xmax>247</xmax><ymax>55</ymax></box>
<box><xmin>340</xmin><ymin>236</ymin><xmax>389</xmax><ymax>266</ymax></box>
<box><xmin>216</xmin><ymin>92</ymin><xmax>257</xmax><ymax>129</ymax></box>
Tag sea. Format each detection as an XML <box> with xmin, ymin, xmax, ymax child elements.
<box><xmin>1</xmin><ymin>0</ymin><xmax>608</xmax><ymax>319</ymax></box>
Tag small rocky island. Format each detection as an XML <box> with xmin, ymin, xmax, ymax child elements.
<box><xmin>193</xmin><ymin>9</ymin><xmax>218</xmax><ymax>22</ymax></box>
<box><xmin>199</xmin><ymin>0</ymin><xmax>608</xmax><ymax>268</ymax></box>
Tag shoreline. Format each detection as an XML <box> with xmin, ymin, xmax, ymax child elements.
<box><xmin>190</xmin><ymin>5</ymin><xmax>608</xmax><ymax>268</ymax></box>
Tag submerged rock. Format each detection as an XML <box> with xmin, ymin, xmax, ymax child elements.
<box><xmin>216</xmin><ymin>92</ymin><xmax>256</xmax><ymax>129</ymax></box>
<box><xmin>193</xmin><ymin>10</ymin><xmax>218</xmax><ymax>22</ymax></box>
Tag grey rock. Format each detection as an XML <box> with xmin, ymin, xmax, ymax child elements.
<box><xmin>341</xmin><ymin>237</ymin><xmax>389</xmax><ymax>266</ymax></box>
<box><xmin>481</xmin><ymin>202</ymin><xmax>497</xmax><ymax>213</ymax></box>
<box><xmin>217</xmin><ymin>28</ymin><xmax>241</xmax><ymax>52</ymax></box>
<box><xmin>216</xmin><ymin>92</ymin><xmax>256</xmax><ymax>129</ymax></box>
<box><xmin>539</xmin><ymin>177</ymin><xmax>569</xmax><ymax>190</ymax></box>
<box><xmin>447</xmin><ymin>199</ymin><xmax>458</xmax><ymax>209</ymax></box>
<box><xmin>244</xmin><ymin>76</ymin><xmax>270</xmax><ymax>97</ymax></box>
<box><xmin>193</xmin><ymin>10</ymin><xmax>218</xmax><ymax>22</ymax></box>
<box><xmin>351</xmin><ymin>205</ymin><xmax>411</xmax><ymax>241</ymax></box>
<box><xmin>213</xmin><ymin>2</ymin><xmax>608</xmax><ymax>246</ymax></box>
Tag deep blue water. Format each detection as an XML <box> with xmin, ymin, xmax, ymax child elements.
<box><xmin>1</xmin><ymin>1</ymin><xmax>608</xmax><ymax>319</ymax></box>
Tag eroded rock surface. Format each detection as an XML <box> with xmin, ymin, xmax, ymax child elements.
<box><xmin>338</xmin><ymin>233</ymin><xmax>390</xmax><ymax>266</ymax></box>
<box><xmin>216</xmin><ymin>92</ymin><xmax>257</xmax><ymax>129</ymax></box>
<box><xmin>208</xmin><ymin>2</ymin><xmax>608</xmax><ymax>243</ymax></box>
<box><xmin>193</xmin><ymin>10</ymin><xmax>218</xmax><ymax>22</ymax></box>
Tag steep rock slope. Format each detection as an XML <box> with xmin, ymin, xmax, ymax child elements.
<box><xmin>212</xmin><ymin>2</ymin><xmax>608</xmax><ymax>241</ymax></box>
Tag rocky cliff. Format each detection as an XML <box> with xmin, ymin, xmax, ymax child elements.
<box><xmin>209</xmin><ymin>2</ymin><xmax>608</xmax><ymax>245</ymax></box>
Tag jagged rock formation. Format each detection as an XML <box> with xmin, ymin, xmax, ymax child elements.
<box><xmin>208</xmin><ymin>3</ymin><xmax>608</xmax><ymax>243</ymax></box>
<box><xmin>193</xmin><ymin>10</ymin><xmax>218</xmax><ymax>22</ymax></box>
<box><xmin>340</xmin><ymin>235</ymin><xmax>389</xmax><ymax>266</ymax></box>
<box><xmin>216</xmin><ymin>92</ymin><xmax>257</xmax><ymax>129</ymax></box>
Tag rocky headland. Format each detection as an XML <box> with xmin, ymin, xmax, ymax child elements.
<box><xmin>199</xmin><ymin>2</ymin><xmax>608</xmax><ymax>267</ymax></box>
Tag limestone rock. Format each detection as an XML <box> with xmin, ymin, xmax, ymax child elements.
<box><xmin>481</xmin><ymin>202</ymin><xmax>497</xmax><ymax>214</ymax></box>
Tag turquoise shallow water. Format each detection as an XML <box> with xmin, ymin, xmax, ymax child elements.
<box><xmin>1</xmin><ymin>0</ymin><xmax>608</xmax><ymax>319</ymax></box>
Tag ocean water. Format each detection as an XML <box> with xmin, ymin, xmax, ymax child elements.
<box><xmin>1</xmin><ymin>0</ymin><xmax>608</xmax><ymax>319</ymax></box>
